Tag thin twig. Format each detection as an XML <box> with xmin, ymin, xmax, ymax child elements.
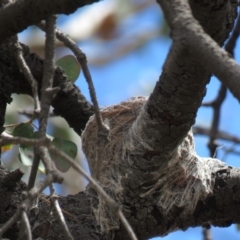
<box><xmin>28</xmin><ymin>172</ymin><xmax>63</xmax><ymax>200</ymax></box>
<box><xmin>51</xmin><ymin>195</ymin><xmax>74</xmax><ymax>240</ymax></box>
<box><xmin>200</xmin><ymin>10</ymin><xmax>240</xmax><ymax>156</ymax></box>
<box><xmin>19</xmin><ymin>211</ymin><xmax>32</xmax><ymax>240</ymax></box>
<box><xmin>8</xmin><ymin>14</ymin><xmax>41</xmax><ymax>191</ymax></box>
<box><xmin>37</xmin><ymin>22</ymin><xmax>103</xmax><ymax>129</ymax></box>
<box><xmin>28</xmin><ymin>15</ymin><xmax>58</xmax><ymax>190</ymax></box>
<box><xmin>37</xmin><ymin>22</ymin><xmax>109</xmax><ymax>179</ymax></box>
<box><xmin>4</xmin><ymin>119</ymin><xmax>34</xmax><ymax>128</ymax></box>
<box><xmin>201</xmin><ymin>9</ymin><xmax>240</xmax><ymax>240</ymax></box>
<box><xmin>207</xmin><ymin>84</ymin><xmax>227</xmax><ymax>157</ymax></box>
<box><xmin>222</xmin><ymin>145</ymin><xmax>240</xmax><ymax>157</ymax></box>
<box><xmin>49</xmin><ymin>145</ymin><xmax>116</xmax><ymax>205</ymax></box>
<box><xmin>0</xmin><ymin>134</ymin><xmax>50</xmax><ymax>147</ymax></box>
<box><xmin>0</xmin><ymin>132</ymin><xmax>137</xmax><ymax>239</ymax></box>
<box><xmin>225</xmin><ymin>10</ymin><xmax>240</xmax><ymax>56</ymax></box>
<box><xmin>12</xmin><ymin>36</ymin><xmax>40</xmax><ymax>112</ymax></box>
<box><xmin>193</xmin><ymin>126</ymin><xmax>240</xmax><ymax>144</ymax></box>
<box><xmin>207</xmin><ymin>9</ymin><xmax>240</xmax><ymax>157</ymax></box>
<box><xmin>17</xmin><ymin>109</ymin><xmax>56</xmax><ymax>118</ymax></box>
<box><xmin>27</xmin><ymin>147</ymin><xmax>40</xmax><ymax>190</ymax></box>
<box><xmin>2</xmin><ymin>17</ymin><xmax>134</xmax><ymax>239</ymax></box>
<box><xmin>49</xmin><ymin>145</ymin><xmax>137</xmax><ymax>240</ymax></box>
<box><xmin>38</xmin><ymin>16</ymin><xmax>57</xmax><ymax>137</ymax></box>
<box><xmin>203</xmin><ymin>227</ymin><xmax>212</xmax><ymax>240</ymax></box>
<box><xmin>117</xmin><ymin>209</ymin><xmax>138</xmax><ymax>240</ymax></box>
<box><xmin>38</xmin><ymin>146</ymin><xmax>55</xmax><ymax>174</ymax></box>
<box><xmin>49</xmin><ymin>183</ymin><xmax>55</xmax><ymax>196</ymax></box>
<box><xmin>0</xmin><ymin>172</ymin><xmax>62</xmax><ymax>237</ymax></box>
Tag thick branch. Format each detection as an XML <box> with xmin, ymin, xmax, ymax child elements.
<box><xmin>82</xmin><ymin>0</ymin><xmax>238</xmax><ymax>239</ymax></box>
<box><xmin>0</xmin><ymin>40</ymin><xmax>94</xmax><ymax>134</ymax></box>
<box><xmin>144</xmin><ymin>0</ymin><xmax>236</xmax><ymax>158</ymax></box>
<box><xmin>158</xmin><ymin>0</ymin><xmax>240</xmax><ymax>101</ymax></box>
<box><xmin>0</xmin><ymin>0</ymin><xmax>239</xmax><ymax>239</ymax></box>
<box><xmin>0</xmin><ymin>167</ymin><xmax>105</xmax><ymax>240</ymax></box>
<box><xmin>0</xmin><ymin>0</ymin><xmax>99</xmax><ymax>44</ymax></box>
<box><xmin>1</xmin><ymin>158</ymin><xmax>240</xmax><ymax>240</ymax></box>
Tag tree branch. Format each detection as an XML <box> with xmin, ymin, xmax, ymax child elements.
<box><xmin>82</xmin><ymin>0</ymin><xmax>238</xmax><ymax>238</ymax></box>
<box><xmin>157</xmin><ymin>0</ymin><xmax>240</xmax><ymax>100</ymax></box>
<box><xmin>0</xmin><ymin>0</ymin><xmax>239</xmax><ymax>239</ymax></box>
<box><xmin>0</xmin><ymin>0</ymin><xmax>100</xmax><ymax>44</ymax></box>
<box><xmin>0</xmin><ymin>40</ymin><xmax>94</xmax><ymax>134</ymax></box>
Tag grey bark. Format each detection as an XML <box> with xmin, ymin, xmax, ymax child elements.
<box><xmin>0</xmin><ymin>0</ymin><xmax>240</xmax><ymax>240</ymax></box>
<box><xmin>0</xmin><ymin>39</ymin><xmax>93</xmax><ymax>135</ymax></box>
<box><xmin>0</xmin><ymin>0</ymin><xmax>100</xmax><ymax>44</ymax></box>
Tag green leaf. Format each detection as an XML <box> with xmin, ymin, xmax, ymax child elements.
<box><xmin>56</xmin><ymin>55</ymin><xmax>81</xmax><ymax>82</ymax></box>
<box><xmin>12</xmin><ymin>123</ymin><xmax>34</xmax><ymax>148</ymax></box>
<box><xmin>34</xmin><ymin>131</ymin><xmax>54</xmax><ymax>141</ymax></box>
<box><xmin>50</xmin><ymin>137</ymin><xmax>77</xmax><ymax>173</ymax></box>
<box><xmin>18</xmin><ymin>147</ymin><xmax>45</xmax><ymax>173</ymax></box>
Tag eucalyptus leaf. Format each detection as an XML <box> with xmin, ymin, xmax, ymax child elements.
<box><xmin>18</xmin><ymin>147</ymin><xmax>45</xmax><ymax>173</ymax></box>
<box><xmin>56</xmin><ymin>55</ymin><xmax>81</xmax><ymax>82</ymax></box>
<box><xmin>12</xmin><ymin>123</ymin><xmax>34</xmax><ymax>148</ymax></box>
<box><xmin>50</xmin><ymin>137</ymin><xmax>78</xmax><ymax>173</ymax></box>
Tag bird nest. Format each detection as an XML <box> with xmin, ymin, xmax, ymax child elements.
<box><xmin>82</xmin><ymin>96</ymin><xmax>227</xmax><ymax>235</ymax></box>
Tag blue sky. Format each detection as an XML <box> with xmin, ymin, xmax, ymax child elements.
<box><xmin>18</xmin><ymin>1</ymin><xmax>240</xmax><ymax>239</ymax></box>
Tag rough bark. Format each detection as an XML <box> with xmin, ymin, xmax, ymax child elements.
<box><xmin>0</xmin><ymin>0</ymin><xmax>240</xmax><ymax>240</ymax></box>
<box><xmin>0</xmin><ymin>0</ymin><xmax>100</xmax><ymax>44</ymax></box>
<box><xmin>82</xmin><ymin>0</ymin><xmax>239</xmax><ymax>239</ymax></box>
<box><xmin>0</xmin><ymin>39</ymin><xmax>93</xmax><ymax>135</ymax></box>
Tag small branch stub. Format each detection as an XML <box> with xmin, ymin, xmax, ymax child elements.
<box><xmin>1</xmin><ymin>168</ymin><xmax>24</xmax><ymax>189</ymax></box>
